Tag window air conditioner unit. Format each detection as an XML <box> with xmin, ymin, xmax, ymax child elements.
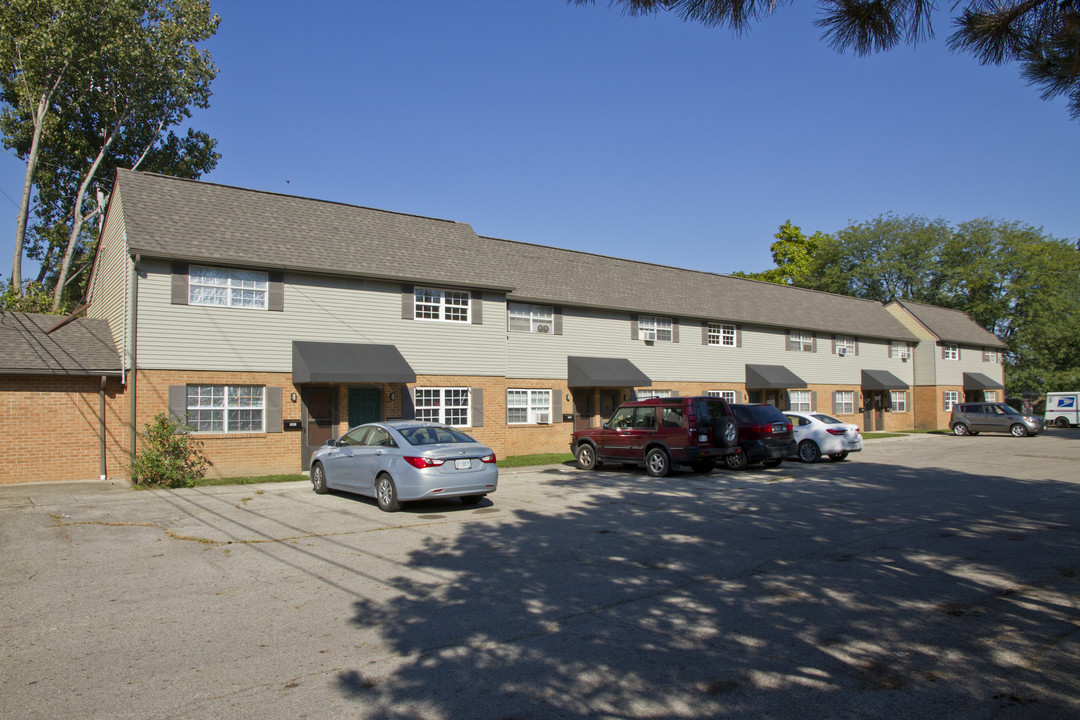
<box><xmin>536</xmin><ymin>324</ymin><xmax>551</xmax><ymax>333</ymax></box>
<box><xmin>837</xmin><ymin>347</ymin><xmax>847</xmax><ymax>357</ymax></box>
<box><xmin>537</xmin><ymin>414</ymin><xmax>551</xmax><ymax>424</ymax></box>
<box><xmin>901</xmin><ymin>355</ymin><xmax>908</xmax><ymax>362</ymax></box>
<box><xmin>641</xmin><ymin>330</ymin><xmax>657</xmax><ymax>342</ymax></box>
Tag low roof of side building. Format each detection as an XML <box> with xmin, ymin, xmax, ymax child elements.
<box><xmin>0</xmin><ymin>312</ymin><xmax>122</xmax><ymax>376</ymax></box>
<box><xmin>110</xmin><ymin>169</ymin><xmax>920</xmax><ymax>341</ymax></box>
<box><xmin>890</xmin><ymin>300</ymin><xmax>1006</xmax><ymax>348</ymax></box>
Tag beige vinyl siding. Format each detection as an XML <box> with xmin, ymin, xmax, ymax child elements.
<box><xmin>913</xmin><ymin>340</ymin><xmax>939</xmax><ymax>386</ymax></box>
<box><xmin>933</xmin><ymin>344</ymin><xmax>1005</xmax><ymax>388</ymax></box>
<box><xmin>135</xmin><ymin>261</ymin><xmax>507</xmax><ymax>375</ymax></box>
<box><xmin>86</xmin><ymin>191</ymin><xmax>132</xmax><ymax>358</ymax></box>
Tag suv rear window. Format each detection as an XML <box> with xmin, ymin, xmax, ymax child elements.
<box><xmin>731</xmin><ymin>404</ymin><xmax>788</xmax><ymax>424</ymax></box>
<box><xmin>693</xmin><ymin>399</ymin><xmax>731</xmax><ymax>423</ymax></box>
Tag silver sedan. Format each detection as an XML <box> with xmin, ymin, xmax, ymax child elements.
<box><xmin>309</xmin><ymin>421</ymin><xmax>498</xmax><ymax>511</ymax></box>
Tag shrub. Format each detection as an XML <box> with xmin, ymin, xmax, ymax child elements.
<box><xmin>129</xmin><ymin>413</ymin><xmax>210</xmax><ymax>488</ymax></box>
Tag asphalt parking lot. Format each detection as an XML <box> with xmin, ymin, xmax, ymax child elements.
<box><xmin>2</xmin><ymin>431</ymin><xmax>1079</xmax><ymax>719</ymax></box>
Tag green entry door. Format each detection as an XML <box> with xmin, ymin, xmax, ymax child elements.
<box><xmin>348</xmin><ymin>387</ymin><xmax>381</xmax><ymax>428</ymax></box>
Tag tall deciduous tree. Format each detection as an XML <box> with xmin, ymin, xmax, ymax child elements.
<box><xmin>0</xmin><ymin>0</ymin><xmax>220</xmax><ymax>310</ymax></box>
<box><xmin>731</xmin><ymin>220</ymin><xmax>826</xmax><ymax>285</ymax></box>
<box><xmin>572</xmin><ymin>0</ymin><xmax>1080</xmax><ymax>119</ymax></box>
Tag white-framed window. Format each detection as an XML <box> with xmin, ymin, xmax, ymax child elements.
<box><xmin>707</xmin><ymin>323</ymin><xmax>736</xmax><ymax>347</ymax></box>
<box><xmin>790</xmin><ymin>330</ymin><xmax>814</xmax><ymax>352</ymax></box>
<box><xmin>835</xmin><ymin>336</ymin><xmax>856</xmax><ymax>356</ymax></box>
<box><xmin>983</xmin><ymin>349</ymin><xmax>998</xmax><ymax>363</ymax></box>
<box><xmin>415</xmin><ymin>287</ymin><xmax>470</xmax><ymax>323</ymax></box>
<box><xmin>890</xmin><ymin>391</ymin><xmax>907</xmax><ymax>412</ymax></box>
<box><xmin>414</xmin><ymin>388</ymin><xmax>470</xmax><ymax>426</ymax></box>
<box><xmin>189</xmin><ymin>266</ymin><xmax>268</xmax><ymax>309</ymax></box>
<box><xmin>943</xmin><ymin>344</ymin><xmax>960</xmax><ymax>360</ymax></box>
<box><xmin>943</xmin><ymin>390</ymin><xmax>959</xmax><ymax>411</ymax></box>
<box><xmin>507</xmin><ymin>389</ymin><xmax>552</xmax><ymax>424</ymax></box>
<box><xmin>707</xmin><ymin>390</ymin><xmax>737</xmax><ymax>404</ymax></box>
<box><xmin>186</xmin><ymin>385</ymin><xmax>264</xmax><ymax>433</ymax></box>
<box><xmin>635</xmin><ymin>389</ymin><xmax>672</xmax><ymax>399</ymax></box>
<box><xmin>984</xmin><ymin>390</ymin><xmax>998</xmax><ymax>402</ymax></box>
<box><xmin>890</xmin><ymin>343</ymin><xmax>911</xmax><ymax>359</ymax></box>
<box><xmin>789</xmin><ymin>390</ymin><xmax>813</xmax><ymax>412</ymax></box>
<box><xmin>639</xmin><ymin>316</ymin><xmax>673</xmax><ymax>342</ymax></box>
<box><xmin>508</xmin><ymin>303</ymin><xmax>554</xmax><ymax>334</ymax></box>
<box><xmin>834</xmin><ymin>391</ymin><xmax>855</xmax><ymax>415</ymax></box>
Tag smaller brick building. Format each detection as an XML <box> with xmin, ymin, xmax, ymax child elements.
<box><xmin>0</xmin><ymin>311</ymin><xmax>125</xmax><ymax>484</ymax></box>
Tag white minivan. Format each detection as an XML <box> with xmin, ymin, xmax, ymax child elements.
<box><xmin>1045</xmin><ymin>392</ymin><xmax>1080</xmax><ymax>428</ymax></box>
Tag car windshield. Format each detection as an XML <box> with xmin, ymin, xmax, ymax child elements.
<box><xmin>399</xmin><ymin>426</ymin><xmax>477</xmax><ymax>445</ymax></box>
<box><xmin>810</xmin><ymin>413</ymin><xmax>843</xmax><ymax>424</ymax></box>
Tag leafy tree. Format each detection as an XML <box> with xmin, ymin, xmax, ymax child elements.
<box><xmin>731</xmin><ymin>220</ymin><xmax>826</xmax><ymax>285</ymax></box>
<box><xmin>806</xmin><ymin>213</ymin><xmax>952</xmax><ymax>303</ymax></box>
<box><xmin>1</xmin><ymin>0</ymin><xmax>220</xmax><ymax>309</ymax></box>
<box><xmin>572</xmin><ymin>0</ymin><xmax>1080</xmax><ymax>119</ymax></box>
<box><xmin>0</xmin><ymin>279</ymin><xmax>56</xmax><ymax>313</ymax></box>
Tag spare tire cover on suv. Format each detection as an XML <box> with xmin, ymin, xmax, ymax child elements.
<box><xmin>695</xmin><ymin>398</ymin><xmax>737</xmax><ymax>447</ymax></box>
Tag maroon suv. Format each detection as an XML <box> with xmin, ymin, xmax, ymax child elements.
<box><xmin>570</xmin><ymin>396</ymin><xmax>739</xmax><ymax>477</ymax></box>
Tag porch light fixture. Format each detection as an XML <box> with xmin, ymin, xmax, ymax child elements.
<box><xmin>290</xmin><ymin>392</ymin><xmax>297</xmax><ymax>403</ymax></box>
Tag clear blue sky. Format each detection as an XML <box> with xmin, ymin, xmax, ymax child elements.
<box><xmin>2</xmin><ymin>0</ymin><xmax>1078</xmax><ymax>283</ymax></box>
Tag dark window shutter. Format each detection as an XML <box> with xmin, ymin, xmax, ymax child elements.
<box><xmin>471</xmin><ymin>388</ymin><xmax>484</xmax><ymax>427</ymax></box>
<box><xmin>941</xmin><ymin>345</ymin><xmax>947</xmax><ymax>359</ymax></box>
<box><xmin>812</xmin><ymin>390</ymin><xmax>818</xmax><ymax>410</ymax></box>
<box><xmin>701</xmin><ymin>323</ymin><xmax>709</xmax><ymax>345</ymax></box>
<box><xmin>832</xmin><ymin>392</ymin><xmax>838</xmax><ymax>415</ymax></box>
<box><xmin>853</xmin><ymin>338</ymin><xmax>859</xmax><ymax>356</ymax></box>
<box><xmin>471</xmin><ymin>292</ymin><xmax>483</xmax><ymax>325</ymax></box>
<box><xmin>402</xmin><ymin>388</ymin><xmax>416</xmax><ymax>420</ymax></box>
<box><xmin>811</xmin><ymin>334</ymin><xmax>818</xmax><ymax>353</ymax></box>
<box><xmin>957</xmin><ymin>347</ymin><xmax>962</xmax><ymax>360</ymax></box>
<box><xmin>831</xmin><ymin>336</ymin><xmax>837</xmax><ymax>354</ymax></box>
<box><xmin>552</xmin><ymin>392</ymin><xmax>562</xmax><ymax>421</ymax></box>
<box><xmin>630</xmin><ymin>315</ymin><xmax>639</xmax><ymax>340</ymax></box>
<box><xmin>672</xmin><ymin>319</ymin><xmax>680</xmax><ymax>343</ymax></box>
<box><xmin>171</xmin><ymin>264</ymin><xmax>189</xmax><ymax>305</ymax></box>
<box><xmin>266</xmin><ymin>387</ymin><xmax>282</xmax><ymax>433</ymax></box>
<box><xmin>267</xmin><ymin>271</ymin><xmax>284</xmax><ymax>312</ymax></box>
<box><xmin>942</xmin><ymin>391</ymin><xmax>948</xmax><ymax>409</ymax></box>
<box><xmin>401</xmin><ymin>285</ymin><xmax>414</xmax><ymax>320</ymax></box>
<box><xmin>168</xmin><ymin>385</ymin><xmax>187</xmax><ymax>427</ymax></box>
<box><xmin>906</xmin><ymin>391</ymin><xmax>911</xmax><ymax>411</ymax></box>
<box><xmin>736</xmin><ymin>325</ymin><xmax>742</xmax><ymax>348</ymax></box>
<box><xmin>553</xmin><ymin>307</ymin><xmax>563</xmax><ymax>335</ymax></box>
<box><xmin>786</xmin><ymin>329</ymin><xmax>792</xmax><ymax>351</ymax></box>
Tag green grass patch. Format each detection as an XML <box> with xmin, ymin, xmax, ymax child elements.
<box><xmin>498</xmin><ymin>453</ymin><xmax>575</xmax><ymax>468</ymax></box>
<box><xmin>157</xmin><ymin>473</ymin><xmax>308</xmax><ymax>489</ymax></box>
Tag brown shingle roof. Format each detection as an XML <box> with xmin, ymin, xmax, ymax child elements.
<box><xmin>893</xmin><ymin>300</ymin><xmax>1006</xmax><ymax>348</ymax></box>
<box><xmin>113</xmin><ymin>169</ymin><xmax>921</xmax><ymax>341</ymax></box>
<box><xmin>0</xmin><ymin>312</ymin><xmax>121</xmax><ymax>376</ymax></box>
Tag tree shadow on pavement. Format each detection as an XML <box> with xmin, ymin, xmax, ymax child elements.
<box><xmin>338</xmin><ymin>460</ymin><xmax>1080</xmax><ymax>719</ymax></box>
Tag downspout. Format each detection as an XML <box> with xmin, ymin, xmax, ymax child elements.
<box><xmin>128</xmin><ymin>253</ymin><xmax>140</xmax><ymax>471</ymax></box>
<box><xmin>100</xmin><ymin>375</ymin><xmax>107</xmax><ymax>480</ymax></box>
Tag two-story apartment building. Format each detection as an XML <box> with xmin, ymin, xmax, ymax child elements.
<box><xmin>53</xmin><ymin>169</ymin><xmax>1004</xmax><ymax>480</ymax></box>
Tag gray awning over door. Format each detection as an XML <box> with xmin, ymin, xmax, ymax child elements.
<box><xmin>963</xmin><ymin>372</ymin><xmax>1004</xmax><ymax>391</ymax></box>
<box><xmin>292</xmin><ymin>342</ymin><xmax>416</xmax><ymax>384</ymax></box>
<box><xmin>567</xmin><ymin>356</ymin><xmax>651</xmax><ymax>388</ymax></box>
<box><xmin>861</xmin><ymin>369</ymin><xmax>909</xmax><ymax>390</ymax></box>
<box><xmin>745</xmin><ymin>364</ymin><xmax>807</xmax><ymax>389</ymax></box>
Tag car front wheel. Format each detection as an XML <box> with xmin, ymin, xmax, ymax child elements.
<box><xmin>1010</xmin><ymin>424</ymin><xmax>1028</xmax><ymax>437</ymax></box>
<box><xmin>952</xmin><ymin>423</ymin><xmax>970</xmax><ymax>436</ymax></box>
<box><xmin>575</xmin><ymin>443</ymin><xmax>599</xmax><ymax>471</ymax></box>
<box><xmin>375</xmin><ymin>473</ymin><xmax>401</xmax><ymax>512</ymax></box>
<box><xmin>798</xmin><ymin>440</ymin><xmax>821</xmax><ymax>463</ymax></box>
<box><xmin>723</xmin><ymin>451</ymin><xmax>748</xmax><ymax>471</ymax></box>
<box><xmin>311</xmin><ymin>462</ymin><xmax>328</xmax><ymax>494</ymax></box>
<box><xmin>645</xmin><ymin>448</ymin><xmax>672</xmax><ymax>477</ymax></box>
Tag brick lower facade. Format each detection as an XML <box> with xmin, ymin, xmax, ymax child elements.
<box><xmin>0</xmin><ymin>375</ymin><xmax>128</xmax><ymax>485</ymax></box>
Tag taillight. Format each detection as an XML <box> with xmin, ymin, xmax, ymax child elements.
<box><xmin>404</xmin><ymin>456</ymin><xmax>445</xmax><ymax>469</ymax></box>
<box><xmin>480</xmin><ymin>453</ymin><xmax>497</xmax><ymax>464</ymax></box>
<box><xmin>826</xmin><ymin>428</ymin><xmax>847</xmax><ymax>436</ymax></box>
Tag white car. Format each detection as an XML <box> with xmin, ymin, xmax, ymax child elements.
<box><xmin>783</xmin><ymin>411</ymin><xmax>863</xmax><ymax>463</ymax></box>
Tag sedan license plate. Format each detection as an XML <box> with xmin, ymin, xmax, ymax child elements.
<box><xmin>454</xmin><ymin>459</ymin><xmax>472</xmax><ymax>470</ymax></box>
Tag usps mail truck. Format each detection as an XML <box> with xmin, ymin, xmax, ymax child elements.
<box><xmin>1045</xmin><ymin>392</ymin><xmax>1080</xmax><ymax>428</ymax></box>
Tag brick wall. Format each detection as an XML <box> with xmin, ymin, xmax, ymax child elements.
<box><xmin>914</xmin><ymin>385</ymin><xmax>958</xmax><ymax>431</ymax></box>
<box><xmin>0</xmin><ymin>375</ymin><xmax>128</xmax><ymax>484</ymax></box>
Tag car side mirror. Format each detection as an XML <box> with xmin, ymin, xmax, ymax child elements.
<box><xmin>325</xmin><ymin>438</ymin><xmax>337</xmax><ymax>447</ymax></box>
<box><xmin>603</xmin><ymin>422</ymin><xmax>612</xmax><ymax>430</ymax></box>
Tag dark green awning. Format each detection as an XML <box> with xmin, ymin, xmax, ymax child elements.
<box><xmin>567</xmin><ymin>356</ymin><xmax>651</xmax><ymax>388</ymax></box>
<box><xmin>292</xmin><ymin>342</ymin><xmax>416</xmax><ymax>384</ymax></box>
<box><xmin>745</xmin><ymin>364</ymin><xmax>807</xmax><ymax>390</ymax></box>
<box><xmin>861</xmin><ymin>369</ymin><xmax>909</xmax><ymax>391</ymax></box>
